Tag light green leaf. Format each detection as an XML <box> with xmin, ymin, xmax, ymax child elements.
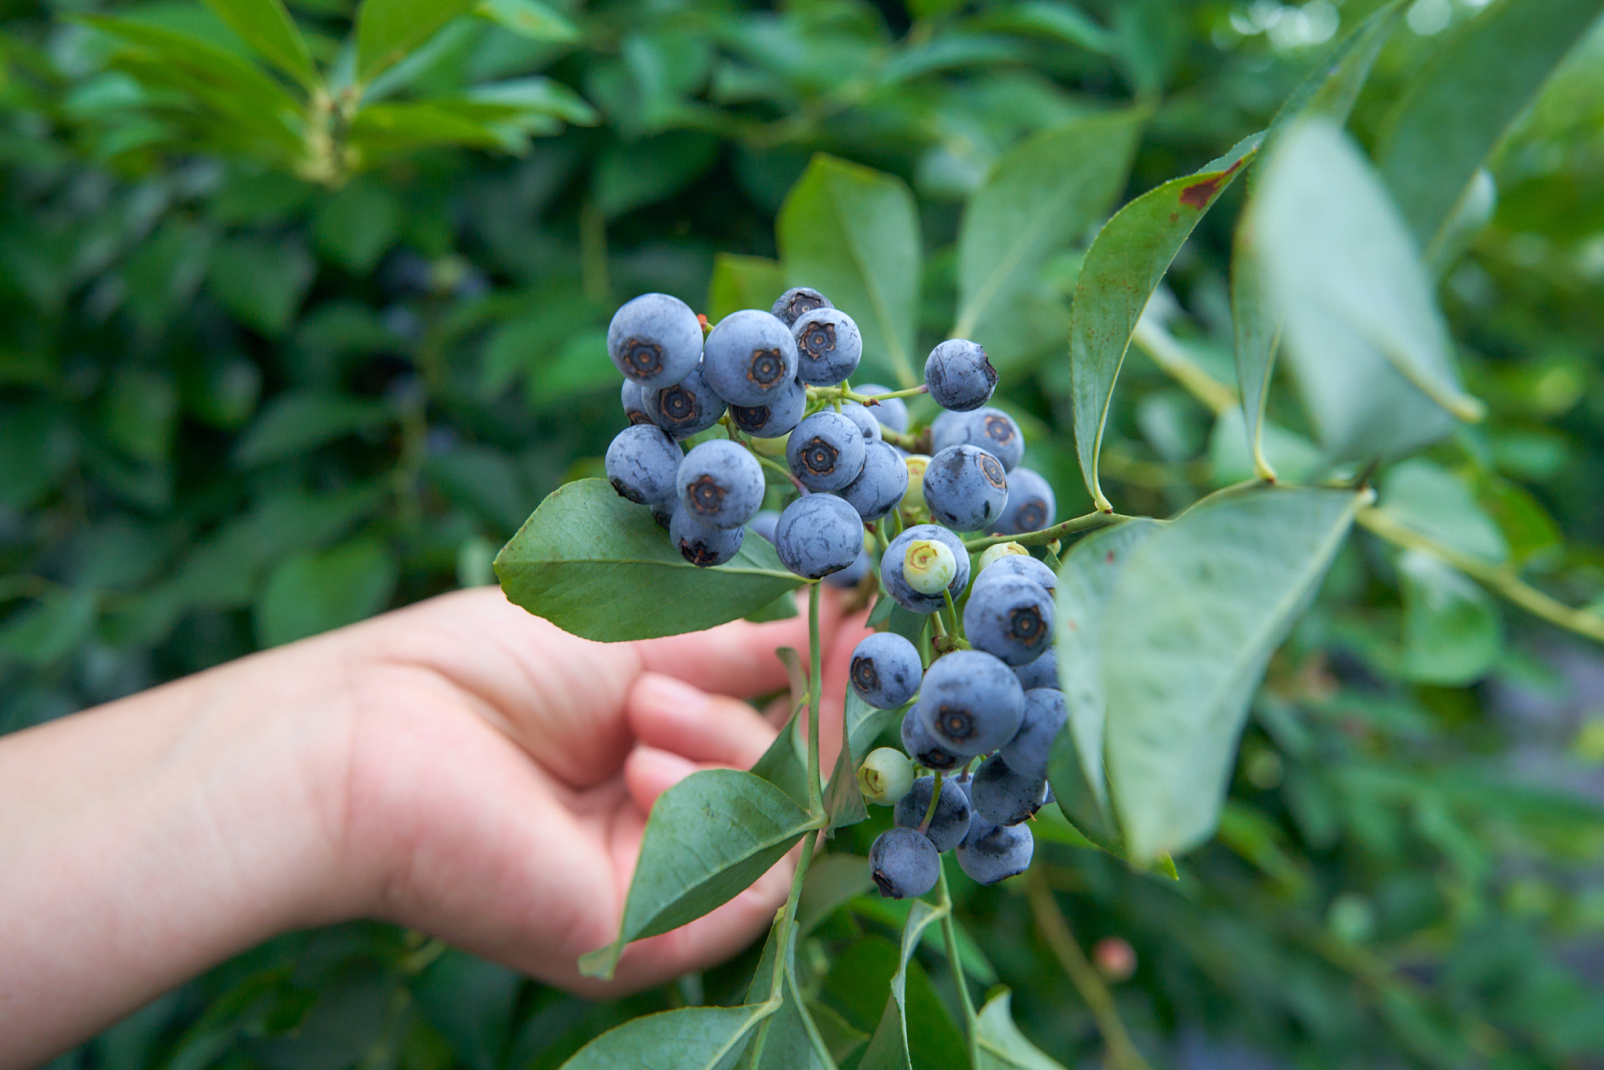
<box><xmin>475</xmin><ymin>0</ymin><xmax>579</xmax><ymax>42</ymax></box>
<box><xmin>777</xmin><ymin>155</ymin><xmax>922</xmax><ymax>388</ymax></box>
<box><xmin>1376</xmin><ymin>458</ymin><xmax>1508</xmax><ymax>563</ymax></box>
<box><xmin>200</xmin><ymin>0</ymin><xmax>317</xmax><ymax>89</ymax></box>
<box><xmin>558</xmin><ymin>1004</ymin><xmax>769</xmax><ymax>1070</ymax></box>
<box><xmin>1398</xmin><ymin>550</ymin><xmax>1503</xmax><ymax>686</ymax></box>
<box><xmin>356</xmin><ymin>0</ymin><xmax>480</xmax><ymax>83</ymax></box>
<box><xmin>457</xmin><ymin>77</ymin><xmax>598</xmax><ymax>125</ymax></box>
<box><xmin>954</xmin><ymin>111</ymin><xmax>1142</xmax><ymax>341</ymax></box>
<box><xmin>1104</xmin><ymin>486</ymin><xmax>1365</xmax><ymax>861</ymax></box>
<box><xmin>232</xmin><ymin>390</ymin><xmax>392</xmax><ymax>468</ymax></box>
<box><xmin>974</xmin><ymin>991</ymin><xmax>1067</xmax><ymax>1070</ymax></box>
<box><xmin>496</xmin><ymin>480</ymin><xmax>805</xmax><ymax>642</ymax></box>
<box><xmin>254</xmin><ymin>540</ymin><xmax>398</xmax><ymax>647</ymax></box>
<box><xmin>578</xmin><ymin>769</ymin><xmax>817</xmax><ymax>980</ymax></box>
<box><xmin>1376</xmin><ymin>0</ymin><xmax>1604</xmax><ymax>252</ymax></box>
<box><xmin>347</xmin><ymin>101</ymin><xmax>507</xmax><ymax>166</ymax></box>
<box><xmin>708</xmin><ymin>255</ymin><xmax>788</xmax><ymax>322</ymax></box>
<box><xmin>1069</xmin><ymin>132</ymin><xmax>1259</xmax><ymax>511</ymax></box>
<box><xmin>1246</xmin><ymin>121</ymin><xmax>1483</xmax><ymax>464</ymax></box>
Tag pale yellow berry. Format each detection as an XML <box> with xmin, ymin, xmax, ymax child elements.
<box><xmin>904</xmin><ymin>539</ymin><xmax>957</xmax><ymax>595</ymax></box>
<box><xmin>978</xmin><ymin>542</ymin><xmax>1029</xmax><ymax>572</ymax></box>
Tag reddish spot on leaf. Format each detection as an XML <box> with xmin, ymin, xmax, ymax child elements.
<box><xmin>1179</xmin><ymin>176</ymin><xmax>1224</xmax><ymax>209</ymax></box>
<box><xmin>1106</xmin><ymin>550</ymin><xmax>1116</xmax><ymax>564</ymax></box>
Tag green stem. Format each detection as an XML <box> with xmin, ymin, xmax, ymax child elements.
<box><xmin>936</xmin><ymin>865</ymin><xmax>979</xmax><ymax>1057</ymax></box>
<box><xmin>917</xmin><ymin>772</ymin><xmax>945</xmax><ymax>834</ymax></box>
<box><xmin>807</xmin><ymin>383</ymin><xmax>930</xmax><ymax>405</ymax></box>
<box><xmin>964</xmin><ymin>511</ymin><xmax>1130</xmax><ymax>551</ymax></box>
<box><xmin>807</xmin><ymin>581</ymin><xmax>824</xmax><ymax>815</ymax></box>
<box><xmin>1130</xmin><ymin>316</ymin><xmax>1237</xmax><ymax>417</ymax></box>
<box><xmin>942</xmin><ymin>587</ymin><xmax>961</xmax><ymax>637</ymax></box>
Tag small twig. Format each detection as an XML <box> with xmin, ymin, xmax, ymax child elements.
<box><xmin>965</xmin><ymin>511</ymin><xmax>1130</xmax><ymax>551</ymax></box>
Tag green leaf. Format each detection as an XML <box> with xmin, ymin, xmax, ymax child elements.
<box><xmin>777</xmin><ymin>155</ymin><xmax>922</xmax><ymax>388</ymax></box>
<box><xmin>597</xmin><ymin>132</ymin><xmax>722</xmax><ymax>219</ymax></box>
<box><xmin>199</xmin><ymin>0</ymin><xmax>318</xmax><ymax>89</ymax></box>
<box><xmin>207</xmin><ymin>236</ymin><xmax>315</xmax><ymax>337</ymax></box>
<box><xmin>1069</xmin><ymin>132</ymin><xmax>1259</xmax><ymax>511</ymax></box>
<box><xmin>232</xmin><ymin>390</ymin><xmax>392</xmax><ymax>468</ymax></box>
<box><xmin>1375</xmin><ymin>0</ymin><xmax>1604</xmax><ymax>254</ymax></box>
<box><xmin>709</xmin><ymin>255</ymin><xmax>789</xmax><ymax>322</ymax></box>
<box><xmin>474</xmin><ymin>0</ymin><xmax>579</xmax><ymax>42</ymax></box>
<box><xmin>740</xmin><ymin>916</ymin><xmax>837</xmax><ymax>1070</ymax></box>
<box><xmin>824</xmin><ymin>695</ymin><xmax>870</xmax><ymax>831</ymax></box>
<box><xmin>254</xmin><ymin>539</ymin><xmax>398</xmax><ymax>646</ymax></box>
<box><xmin>313</xmin><ymin>179</ymin><xmax>401</xmax><ymax>273</ymax></box>
<box><xmin>954</xmin><ymin>111</ymin><xmax>1142</xmax><ymax>342</ymax></box>
<box><xmin>495</xmin><ymin>479</ymin><xmax>805</xmax><ymax>643</ymax></box>
<box><xmin>1245</xmin><ymin>120</ymin><xmax>1483</xmax><ymax>464</ymax></box>
<box><xmin>1377</xmin><ymin>458</ymin><xmax>1508</xmax><ymax>564</ymax></box>
<box><xmin>557</xmin><ymin>1004</ymin><xmax>770</xmax><ymax>1070</ymax></box>
<box><xmin>1054</xmin><ymin>518</ymin><xmax>1162</xmax><ymax>824</ymax></box>
<box><xmin>856</xmin><ymin>902</ymin><xmax>966</xmax><ymax>1070</ymax></box>
<box><xmin>1398</xmin><ymin>550</ymin><xmax>1502</xmax><ymax>686</ymax></box>
<box><xmin>1104</xmin><ymin>486</ymin><xmax>1365</xmax><ymax>861</ymax></box>
<box><xmin>974</xmin><ymin>991</ymin><xmax>1067</xmax><ymax>1070</ymax></box>
<box><xmin>797</xmin><ymin>853</ymin><xmax>873</xmax><ymax>937</ymax></box>
<box><xmin>347</xmin><ymin>102</ymin><xmax>507</xmax><ymax>166</ymax></box>
<box><xmin>356</xmin><ymin>0</ymin><xmax>481</xmax><ymax>84</ymax></box>
<box><xmin>578</xmin><ymin>769</ymin><xmax>817</xmax><ymax>980</ymax></box>
<box><xmin>751</xmin><ymin>708</ymin><xmax>811</xmax><ymax>809</ymax></box>
<box><xmin>0</xmin><ymin>590</ymin><xmax>98</xmax><ymax>666</ymax></box>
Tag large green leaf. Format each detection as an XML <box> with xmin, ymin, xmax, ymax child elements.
<box><xmin>708</xmin><ymin>254</ymin><xmax>788</xmax><ymax>322</ymax></box>
<box><xmin>356</xmin><ymin>0</ymin><xmax>481</xmax><ymax>83</ymax></box>
<box><xmin>1069</xmin><ymin>132</ymin><xmax>1259</xmax><ymax>511</ymax></box>
<box><xmin>579</xmin><ymin>769</ymin><xmax>817</xmax><ymax>980</ymax></box>
<box><xmin>777</xmin><ymin>155</ymin><xmax>922</xmax><ymax>387</ymax></box>
<box><xmin>1245</xmin><ymin>121</ymin><xmax>1482</xmax><ymax>464</ymax></box>
<box><xmin>199</xmin><ymin>0</ymin><xmax>317</xmax><ymax>89</ymax></box>
<box><xmin>856</xmin><ymin>901</ymin><xmax>961</xmax><ymax>1070</ymax></box>
<box><xmin>740</xmin><ymin>915</ymin><xmax>836</xmax><ymax>1070</ymax></box>
<box><xmin>558</xmin><ymin>1004</ymin><xmax>770</xmax><ymax>1070</ymax></box>
<box><xmin>954</xmin><ymin>111</ymin><xmax>1142</xmax><ymax>343</ymax></box>
<box><xmin>1398</xmin><ymin>550</ymin><xmax>1503</xmax><ymax>686</ymax></box>
<box><xmin>1376</xmin><ymin>0</ymin><xmax>1604</xmax><ymax>253</ymax></box>
<box><xmin>974</xmin><ymin>991</ymin><xmax>1067</xmax><ymax>1070</ymax></box>
<box><xmin>1104</xmin><ymin>486</ymin><xmax>1365</xmax><ymax>860</ymax></box>
<box><xmin>495</xmin><ymin>479</ymin><xmax>805</xmax><ymax>642</ymax></box>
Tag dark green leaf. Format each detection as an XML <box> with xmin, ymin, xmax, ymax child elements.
<box><xmin>1104</xmin><ymin>487</ymin><xmax>1365</xmax><ymax>860</ymax></box>
<box><xmin>207</xmin><ymin>236</ymin><xmax>316</xmax><ymax>337</ymax></box>
<box><xmin>558</xmin><ymin>1004</ymin><xmax>769</xmax><ymax>1070</ymax></box>
<box><xmin>232</xmin><ymin>390</ymin><xmax>392</xmax><ymax>468</ymax></box>
<box><xmin>751</xmin><ymin>707</ymin><xmax>810</xmax><ymax>809</ymax></box>
<box><xmin>356</xmin><ymin>0</ymin><xmax>480</xmax><ymax>83</ymax></box>
<box><xmin>411</xmin><ymin>950</ymin><xmax>521</xmax><ymax>1070</ymax></box>
<box><xmin>974</xmin><ymin>991</ymin><xmax>1066</xmax><ymax>1070</ymax></box>
<box><xmin>475</xmin><ymin>0</ymin><xmax>579</xmax><ymax>42</ymax></box>
<box><xmin>1398</xmin><ymin>550</ymin><xmax>1502</xmax><ymax>686</ymax></box>
<box><xmin>856</xmin><ymin>901</ymin><xmax>946</xmax><ymax>1070</ymax></box>
<box><xmin>578</xmin><ymin>769</ymin><xmax>817</xmax><ymax>980</ymax></box>
<box><xmin>254</xmin><ymin>539</ymin><xmax>398</xmax><ymax>646</ymax></box>
<box><xmin>1069</xmin><ymin>133</ymin><xmax>1259</xmax><ymax>511</ymax></box>
<box><xmin>313</xmin><ymin>179</ymin><xmax>401</xmax><ymax>273</ymax></box>
<box><xmin>597</xmin><ymin>132</ymin><xmax>721</xmax><ymax>218</ymax></box>
<box><xmin>495</xmin><ymin>479</ymin><xmax>805</xmax><ymax>643</ymax></box>
<box><xmin>709</xmin><ymin>255</ymin><xmax>789</xmax><ymax>322</ymax></box>
<box><xmin>740</xmin><ymin>916</ymin><xmax>836</xmax><ymax>1070</ymax></box>
<box><xmin>0</xmin><ymin>591</ymin><xmax>99</xmax><ymax>666</ymax></box>
<box><xmin>824</xmin><ymin>723</ymin><xmax>867</xmax><ymax>831</ymax></box>
<box><xmin>200</xmin><ymin>0</ymin><xmax>318</xmax><ymax>89</ymax></box>
<box><xmin>797</xmin><ymin>853</ymin><xmax>873</xmax><ymax>937</ymax></box>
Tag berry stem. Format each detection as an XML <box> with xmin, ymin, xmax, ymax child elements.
<box><xmin>942</xmin><ymin>587</ymin><xmax>962</xmax><ymax>637</ymax></box>
<box><xmin>806</xmin><ymin>581</ymin><xmax>824</xmax><ymax>816</ymax></box>
<box><xmin>935</xmin><ymin>865</ymin><xmax>980</xmax><ymax>1052</ymax></box>
<box><xmin>917</xmin><ymin>772</ymin><xmax>944</xmax><ymax>835</ymax></box>
<box><xmin>963</xmin><ymin>510</ymin><xmax>1132</xmax><ymax>551</ymax></box>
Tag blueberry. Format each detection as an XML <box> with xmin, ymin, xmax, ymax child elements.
<box><xmin>962</xmin><ymin>575</ymin><xmax>1054</xmax><ymax>667</ymax></box>
<box><xmin>1000</xmin><ymin>688</ymin><xmax>1066</xmax><ymax>782</ymax></box>
<box><xmin>925</xmin><ymin>339</ymin><xmax>997</xmax><ymax>412</ymax></box>
<box><xmin>824</xmin><ymin>545</ymin><xmax>873</xmax><ymax>589</ymax></box>
<box><xmin>916</xmin><ymin>649</ymin><xmax>1024</xmax><ymax>756</ymax></box>
<box><xmin>850</xmin><ymin>631</ymin><xmax>923</xmax><ymax>709</ymax></box>
<box><xmin>622</xmin><ymin>381</ymin><xmax>654</xmax><ymax>425</ymax></box>
<box><xmin>649</xmin><ymin>361</ymin><xmax>726</xmax><ymax>439</ymax></box>
<box><xmin>702</xmin><ymin>310</ymin><xmax>800</xmax><ymax>408</ymax></box>
<box><xmin>948</xmin><ymin>407</ymin><xmax>1024</xmax><ymax>470</ymax></box>
<box><xmin>1014</xmin><ymin>647</ymin><xmax>1059</xmax><ymax>691</ymax></box>
<box><xmin>748</xmin><ymin>509</ymin><xmax>780</xmax><ymax>543</ymax></box>
<box><xmin>787</xmin><ymin>410</ymin><xmax>867</xmax><ymax>492</ymax></box>
<box><xmin>869</xmin><ymin>827</ymin><xmax>940</xmax><ymax>899</ymax></box>
<box><xmin>671</xmin><ymin>508</ymin><xmax>745</xmax><ymax>567</ymax></box>
<box><xmin>955</xmin><ymin>819</ymin><xmax>1033</xmax><ymax>885</ymax></box>
<box><xmin>902</xmin><ymin>706</ymin><xmax>964</xmax><ymax>771</ymax></box>
<box><xmin>976</xmin><ymin>552</ymin><xmax>1057</xmax><ymax>591</ymax></box>
<box><xmin>922</xmin><ymin>444</ymin><xmax>1009</xmax><ymax>531</ymax></box>
<box><xmin>729</xmin><ymin>378</ymin><xmax>807</xmax><ymax>438</ymax></box>
<box><xmin>838</xmin><ymin>402</ymin><xmax>883</xmax><ymax>443</ymax></box>
<box><xmin>772</xmin><ymin>286</ymin><xmax>832</xmax><ymax>327</ymax></box>
<box><xmin>840</xmin><ymin>440</ymin><xmax>909</xmax><ymax>521</ymax></box>
<box><xmin>992</xmin><ymin>467</ymin><xmax>1056</xmax><ymax>535</ymax></box>
<box><xmin>855</xmin><ymin>384</ymin><xmax>909</xmax><ymax>433</ymax></box>
<box><xmin>793</xmin><ymin>308</ymin><xmax>862</xmax><ymax>385</ymax></box>
<box><xmin>858</xmin><ymin>747</ymin><xmax>915</xmax><ymax>806</ymax></box>
<box><xmin>930</xmin><ymin>409</ymin><xmax>966</xmax><ymax>453</ymax></box>
<box><xmin>605</xmin><ymin>425</ymin><xmax>682</xmax><ymax>505</ymax></box>
<box><xmin>676</xmin><ymin>439</ymin><xmax>765</xmax><ymax>530</ymax></box>
<box><xmin>608</xmin><ymin>292</ymin><xmax>704</xmax><ymax>387</ymax></box>
<box><xmin>881</xmin><ymin>524</ymin><xmax>970</xmax><ymax>613</ymax></box>
<box><xmin>774</xmin><ymin>493</ymin><xmax>864</xmax><ymax>579</ymax></box>
<box><xmin>894</xmin><ymin>775</ymin><xmax>974</xmax><ymax>853</ymax></box>
<box><xmin>970</xmin><ymin>753</ymin><xmax>1048</xmax><ymax>826</ymax></box>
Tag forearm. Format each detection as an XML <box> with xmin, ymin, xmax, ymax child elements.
<box><xmin>0</xmin><ymin>640</ymin><xmax>364</xmax><ymax>1069</ymax></box>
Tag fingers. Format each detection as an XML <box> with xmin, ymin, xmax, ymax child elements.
<box><xmin>628</xmin><ymin>675</ymin><xmax>779</xmax><ymax>766</ymax></box>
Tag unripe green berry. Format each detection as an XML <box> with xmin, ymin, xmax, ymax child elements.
<box><xmin>858</xmin><ymin>747</ymin><xmax>915</xmax><ymax>805</ymax></box>
<box><xmin>904</xmin><ymin>539</ymin><xmax>957</xmax><ymax>595</ymax></box>
<box><xmin>978</xmin><ymin>541</ymin><xmax>1029</xmax><ymax>572</ymax></box>
<box><xmin>902</xmin><ymin>454</ymin><xmax>931</xmax><ymax>507</ymax></box>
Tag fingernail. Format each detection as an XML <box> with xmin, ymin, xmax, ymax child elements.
<box><xmin>634</xmin><ymin>674</ymin><xmax>709</xmax><ymax>719</ymax></box>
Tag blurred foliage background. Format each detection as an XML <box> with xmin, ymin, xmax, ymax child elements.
<box><xmin>4</xmin><ymin>0</ymin><xmax>1604</xmax><ymax>1066</ymax></box>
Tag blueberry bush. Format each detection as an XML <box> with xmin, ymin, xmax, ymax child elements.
<box><xmin>6</xmin><ymin>0</ymin><xmax>1604</xmax><ymax>1067</ymax></box>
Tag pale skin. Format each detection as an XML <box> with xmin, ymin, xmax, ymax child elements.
<box><xmin>0</xmin><ymin>586</ymin><xmax>866</xmax><ymax>1069</ymax></box>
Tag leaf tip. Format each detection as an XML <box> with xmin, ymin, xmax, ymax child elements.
<box><xmin>578</xmin><ymin>942</ymin><xmax>622</xmax><ymax>981</ymax></box>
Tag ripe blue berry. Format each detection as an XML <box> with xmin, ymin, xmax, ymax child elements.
<box><xmin>1000</xmin><ymin>688</ymin><xmax>1066</xmax><ymax>782</ymax></box>
<box><xmin>948</xmin><ymin>407</ymin><xmax>1024</xmax><ymax>470</ymax></box>
<box><xmin>605</xmin><ymin>425</ymin><xmax>683</xmax><ymax>505</ymax></box>
<box><xmin>970</xmin><ymin>753</ymin><xmax>1048</xmax><ymax>826</ymax></box>
<box><xmin>702</xmin><ymin>310</ymin><xmax>800</xmax><ymax>407</ymax></box>
<box><xmin>902</xmin><ymin>707</ymin><xmax>964</xmax><ymax>771</ymax></box>
<box><xmin>977</xmin><ymin>552</ymin><xmax>1057</xmax><ymax>591</ymax></box>
<box><xmin>651</xmin><ymin>499</ymin><xmax>677</xmax><ymax>530</ymax></box>
<box><xmin>925</xmin><ymin>339</ymin><xmax>997</xmax><ymax>412</ymax></box>
<box><xmin>824</xmin><ymin>546</ymin><xmax>872</xmax><ymax>589</ymax></box>
<box><xmin>922</xmin><ymin>444</ymin><xmax>1009</xmax><ymax>531</ymax></box>
<box><xmin>670</xmin><ymin>508</ymin><xmax>744</xmax><ymax>567</ymax></box>
<box><xmin>729</xmin><ymin>378</ymin><xmax>806</xmax><ymax>438</ymax></box>
<box><xmin>962</xmin><ymin>575</ymin><xmax>1054</xmax><ymax>667</ymax></box>
<box><xmin>793</xmin><ymin>308</ymin><xmax>862</xmax><ymax>385</ymax></box>
<box><xmin>855</xmin><ymin>384</ymin><xmax>909</xmax><ymax>433</ymax></box>
<box><xmin>992</xmin><ymin>466</ymin><xmax>1056</xmax><ymax>535</ymax></box>
<box><xmin>880</xmin><ymin>524</ymin><xmax>970</xmax><ymax>613</ymax></box>
<box><xmin>748</xmin><ymin>509</ymin><xmax>780</xmax><ymax>543</ymax></box>
<box><xmin>869</xmin><ymin>827</ymin><xmax>940</xmax><ymax>899</ymax></box>
<box><xmin>787</xmin><ymin>410</ymin><xmax>867</xmax><ymax>491</ymax></box>
<box><xmin>838</xmin><ymin>402</ymin><xmax>883</xmax><ymax>443</ymax></box>
<box><xmin>608</xmin><ymin>293</ymin><xmax>704</xmax><ymax>387</ymax></box>
<box><xmin>1014</xmin><ymin>647</ymin><xmax>1060</xmax><ymax>691</ymax></box>
<box><xmin>955</xmin><ymin>819</ymin><xmax>1033</xmax><ymax>885</ymax></box>
<box><xmin>930</xmin><ymin>409</ymin><xmax>965</xmax><ymax>453</ymax></box>
<box><xmin>850</xmin><ymin>631</ymin><xmax>923</xmax><ymax>709</ymax></box>
<box><xmin>622</xmin><ymin>381</ymin><xmax>654</xmax><ymax>425</ymax></box>
<box><xmin>917</xmin><ymin>650</ymin><xmax>1024</xmax><ymax>756</ymax></box>
<box><xmin>894</xmin><ymin>775</ymin><xmax>974</xmax><ymax>853</ymax></box>
<box><xmin>840</xmin><ymin>440</ymin><xmax>909</xmax><ymax>521</ymax></box>
<box><xmin>676</xmin><ymin>440</ymin><xmax>765</xmax><ymax>529</ymax></box>
<box><xmin>774</xmin><ymin>493</ymin><xmax>864</xmax><ymax>579</ymax></box>
<box><xmin>771</xmin><ymin>286</ymin><xmax>832</xmax><ymax>327</ymax></box>
<box><xmin>649</xmin><ymin>361</ymin><xmax>726</xmax><ymax>439</ymax></box>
